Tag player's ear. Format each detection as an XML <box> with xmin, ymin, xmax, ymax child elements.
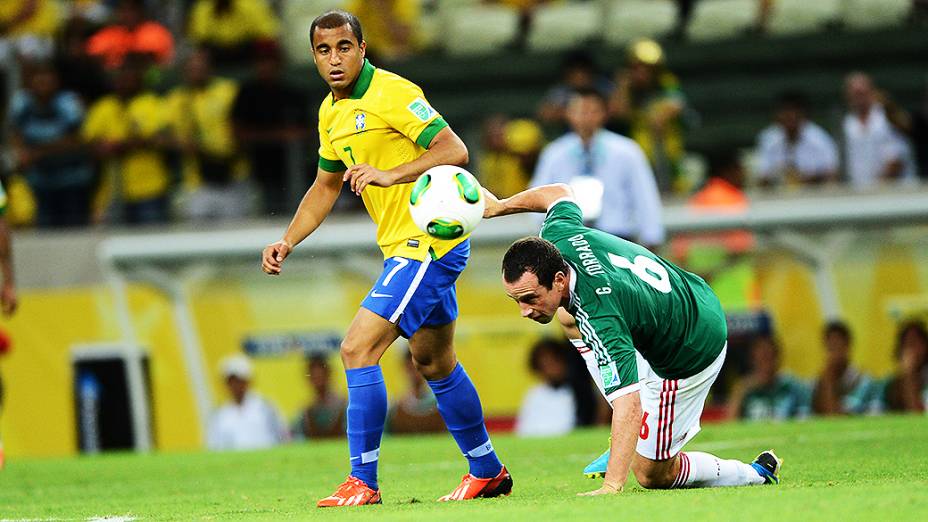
<box><xmin>359</xmin><ymin>40</ymin><xmax>366</xmax><ymax>58</ymax></box>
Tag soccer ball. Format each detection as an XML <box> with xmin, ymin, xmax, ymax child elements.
<box><xmin>409</xmin><ymin>165</ymin><xmax>485</xmax><ymax>240</ymax></box>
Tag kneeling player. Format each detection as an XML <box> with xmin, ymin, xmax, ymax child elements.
<box><xmin>484</xmin><ymin>183</ymin><xmax>781</xmax><ymax>494</ymax></box>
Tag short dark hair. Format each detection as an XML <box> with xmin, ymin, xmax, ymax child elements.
<box><xmin>502</xmin><ymin>237</ymin><xmax>569</xmax><ymax>289</ymax></box>
<box><xmin>310</xmin><ymin>10</ymin><xmax>363</xmax><ymax>46</ymax></box>
<box><xmin>307</xmin><ymin>354</ymin><xmax>329</xmax><ymax>371</ymax></box>
<box><xmin>569</xmin><ymin>86</ymin><xmax>608</xmax><ymax>108</ymax></box>
<box><xmin>529</xmin><ymin>337</ymin><xmax>568</xmax><ymax>373</ymax></box>
<box><xmin>823</xmin><ymin>320</ymin><xmax>852</xmax><ymax>343</ymax></box>
<box><xmin>895</xmin><ymin>319</ymin><xmax>928</xmax><ymax>360</ymax></box>
<box><xmin>777</xmin><ymin>90</ymin><xmax>809</xmax><ymax>113</ymax></box>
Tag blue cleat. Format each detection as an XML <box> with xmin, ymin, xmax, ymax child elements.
<box><xmin>583</xmin><ymin>449</ymin><xmax>610</xmax><ymax>479</ymax></box>
<box><xmin>750</xmin><ymin>450</ymin><xmax>782</xmax><ymax>485</ymax></box>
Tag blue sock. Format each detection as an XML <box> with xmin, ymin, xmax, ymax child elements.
<box><xmin>345</xmin><ymin>366</ymin><xmax>387</xmax><ymax>490</ymax></box>
<box><xmin>428</xmin><ymin>364</ymin><xmax>502</xmax><ymax>479</ymax></box>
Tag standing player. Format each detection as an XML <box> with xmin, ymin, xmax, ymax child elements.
<box><xmin>483</xmin><ymin>183</ymin><xmax>781</xmax><ymax>495</ymax></box>
<box><xmin>261</xmin><ymin>10</ymin><xmax>509</xmax><ymax>507</ymax></box>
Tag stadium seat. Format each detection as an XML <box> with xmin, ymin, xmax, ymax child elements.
<box><xmin>526</xmin><ymin>2</ymin><xmax>603</xmax><ymax>52</ymax></box>
<box><xmin>604</xmin><ymin>0</ymin><xmax>677</xmax><ymax>47</ymax></box>
<box><xmin>281</xmin><ymin>0</ymin><xmax>347</xmax><ymax>64</ymax></box>
<box><xmin>687</xmin><ymin>0</ymin><xmax>757</xmax><ymax>41</ymax></box>
<box><xmin>842</xmin><ymin>0</ymin><xmax>912</xmax><ymax>29</ymax></box>
<box><xmin>769</xmin><ymin>0</ymin><xmax>841</xmax><ymax>36</ymax></box>
<box><xmin>441</xmin><ymin>5</ymin><xmax>520</xmax><ymax>56</ymax></box>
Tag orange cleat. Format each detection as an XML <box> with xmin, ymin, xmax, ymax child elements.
<box><xmin>316</xmin><ymin>476</ymin><xmax>382</xmax><ymax>507</ymax></box>
<box><xmin>438</xmin><ymin>466</ymin><xmax>513</xmax><ymax>501</ymax></box>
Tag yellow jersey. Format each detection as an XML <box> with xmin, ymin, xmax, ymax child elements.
<box><xmin>317</xmin><ymin>59</ymin><xmax>464</xmax><ymax>261</ymax></box>
<box><xmin>83</xmin><ymin>93</ymin><xmax>171</xmax><ymax>202</ymax></box>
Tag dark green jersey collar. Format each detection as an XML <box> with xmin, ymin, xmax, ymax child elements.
<box><xmin>332</xmin><ymin>59</ymin><xmax>375</xmax><ymax>103</ymax></box>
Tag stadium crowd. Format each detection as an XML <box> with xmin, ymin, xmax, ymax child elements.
<box><xmin>0</xmin><ymin>1</ymin><xmax>926</xmax><ymax>228</ymax></box>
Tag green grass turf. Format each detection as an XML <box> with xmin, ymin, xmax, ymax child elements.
<box><xmin>1</xmin><ymin>415</ymin><xmax>927</xmax><ymax>521</ymax></box>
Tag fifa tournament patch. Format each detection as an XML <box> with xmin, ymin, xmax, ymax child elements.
<box><xmin>600</xmin><ymin>362</ymin><xmax>621</xmax><ymax>388</ymax></box>
<box><xmin>355</xmin><ymin>112</ymin><xmax>366</xmax><ymax>131</ymax></box>
<box><xmin>407</xmin><ymin>97</ymin><xmax>436</xmax><ymax>122</ymax></box>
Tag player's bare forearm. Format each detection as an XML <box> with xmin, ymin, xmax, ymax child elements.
<box><xmin>388</xmin><ymin>126</ymin><xmax>468</xmax><ymax>184</ymax></box>
<box><xmin>264</xmin><ymin>168</ymin><xmax>343</xmax><ymax>275</ymax></box>
<box><xmin>580</xmin><ymin>391</ymin><xmax>641</xmax><ymax>495</ymax></box>
<box><xmin>281</xmin><ymin>168</ymin><xmax>343</xmax><ymax>247</ymax></box>
<box><xmin>603</xmin><ymin>392</ymin><xmax>642</xmax><ymax>491</ymax></box>
<box><xmin>484</xmin><ymin>183</ymin><xmax>574</xmax><ymax>218</ymax></box>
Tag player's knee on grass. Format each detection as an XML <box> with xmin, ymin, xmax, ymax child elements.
<box><xmin>632</xmin><ymin>455</ymin><xmax>678</xmax><ymax>489</ymax></box>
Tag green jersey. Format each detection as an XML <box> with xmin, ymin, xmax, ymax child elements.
<box><xmin>541</xmin><ymin>199</ymin><xmax>727</xmax><ymax>396</ymax></box>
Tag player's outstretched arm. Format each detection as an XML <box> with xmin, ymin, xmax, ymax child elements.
<box><xmin>262</xmin><ymin>167</ymin><xmax>343</xmax><ymax>275</ymax></box>
<box><xmin>579</xmin><ymin>391</ymin><xmax>642</xmax><ymax>496</ymax></box>
<box><xmin>483</xmin><ymin>183</ymin><xmax>574</xmax><ymax>219</ymax></box>
<box><xmin>344</xmin><ymin>126</ymin><xmax>468</xmax><ymax>194</ymax></box>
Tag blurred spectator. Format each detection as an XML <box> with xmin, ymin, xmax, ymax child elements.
<box><xmin>207</xmin><ymin>354</ymin><xmax>287</xmax><ymax>450</ymax></box>
<box><xmin>728</xmin><ymin>335</ymin><xmax>811</xmax><ymax>421</ymax></box>
<box><xmin>0</xmin><ymin>0</ymin><xmax>61</xmax><ymax>59</ymax></box>
<box><xmin>537</xmin><ymin>50</ymin><xmax>614</xmax><ymax>127</ymax></box>
<box><xmin>9</xmin><ymin>61</ymin><xmax>95</xmax><ymax>228</ymax></box>
<box><xmin>477</xmin><ymin>114</ymin><xmax>543</xmax><ymax>198</ymax></box>
<box><xmin>496</xmin><ymin>0</ymin><xmax>553</xmax><ymax>50</ymax></box>
<box><xmin>231</xmin><ymin>40</ymin><xmax>308</xmax><ymax>217</ymax></box>
<box><xmin>55</xmin><ymin>17</ymin><xmax>109</xmax><ymax>105</ymax></box>
<box><xmin>674</xmin><ymin>150</ymin><xmax>760</xmax><ymax>311</ymax></box>
<box><xmin>292</xmin><ymin>355</ymin><xmax>346</xmax><ymax>440</ymax></box>
<box><xmin>842</xmin><ymin>72</ymin><xmax>917</xmax><ymax>190</ymax></box>
<box><xmin>755</xmin><ymin>91</ymin><xmax>839</xmax><ymax>188</ymax></box>
<box><xmin>531</xmin><ymin>88</ymin><xmax>665</xmax><ymax>249</ymax></box>
<box><xmin>515</xmin><ymin>338</ymin><xmax>576</xmax><ymax>437</ymax></box>
<box><xmin>85</xmin><ymin>0</ymin><xmax>174</xmax><ymax>70</ymax></box>
<box><xmin>883</xmin><ymin>320</ymin><xmax>928</xmax><ymax>413</ymax></box>
<box><xmin>346</xmin><ymin>0</ymin><xmax>420</xmax><ymax>61</ymax></box>
<box><xmin>188</xmin><ymin>0</ymin><xmax>280</xmax><ymax>66</ymax></box>
<box><xmin>609</xmin><ymin>39</ymin><xmax>687</xmax><ymax>194</ymax></box>
<box><xmin>166</xmin><ymin>49</ymin><xmax>249</xmax><ymax>222</ymax></box>
<box><xmin>82</xmin><ymin>59</ymin><xmax>172</xmax><ymax>225</ymax></box>
<box><xmin>812</xmin><ymin>321</ymin><xmax>882</xmax><ymax>415</ymax></box>
<box><xmin>387</xmin><ymin>349</ymin><xmax>445</xmax><ymax>435</ymax></box>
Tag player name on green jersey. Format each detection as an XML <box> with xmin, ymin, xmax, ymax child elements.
<box><xmin>541</xmin><ymin>199</ymin><xmax>727</xmax><ymax>396</ymax></box>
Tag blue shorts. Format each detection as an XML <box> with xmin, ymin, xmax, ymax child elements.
<box><xmin>361</xmin><ymin>240</ymin><xmax>470</xmax><ymax>338</ymax></box>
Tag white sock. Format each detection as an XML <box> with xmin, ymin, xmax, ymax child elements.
<box><xmin>673</xmin><ymin>451</ymin><xmax>765</xmax><ymax>488</ymax></box>
<box><xmin>571</xmin><ymin>339</ymin><xmax>608</xmax><ymax>401</ymax></box>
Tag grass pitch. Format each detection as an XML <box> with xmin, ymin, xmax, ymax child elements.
<box><xmin>1</xmin><ymin>415</ymin><xmax>926</xmax><ymax>521</ymax></box>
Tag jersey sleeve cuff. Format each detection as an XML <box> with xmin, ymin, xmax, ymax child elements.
<box><xmin>546</xmin><ymin>196</ymin><xmax>576</xmax><ymax>213</ymax></box>
<box><xmin>318</xmin><ymin>156</ymin><xmax>347</xmax><ymax>172</ymax></box>
<box><xmin>605</xmin><ymin>383</ymin><xmax>641</xmax><ymax>403</ymax></box>
<box><xmin>415</xmin><ymin>117</ymin><xmax>448</xmax><ymax>149</ymax></box>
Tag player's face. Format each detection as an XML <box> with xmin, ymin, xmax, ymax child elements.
<box><xmin>312</xmin><ymin>24</ymin><xmax>366</xmax><ymax>95</ymax></box>
<box><xmin>503</xmin><ymin>271</ymin><xmax>567</xmax><ymax>324</ymax></box>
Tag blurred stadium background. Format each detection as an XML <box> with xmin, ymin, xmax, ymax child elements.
<box><xmin>0</xmin><ymin>0</ymin><xmax>927</xmax><ymax>464</ymax></box>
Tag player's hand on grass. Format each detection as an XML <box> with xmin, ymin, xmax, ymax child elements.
<box><xmin>262</xmin><ymin>240</ymin><xmax>292</xmax><ymax>275</ymax></box>
<box><xmin>344</xmin><ymin>164</ymin><xmax>394</xmax><ymax>195</ymax></box>
<box><xmin>578</xmin><ymin>483</ymin><xmax>622</xmax><ymax>496</ymax></box>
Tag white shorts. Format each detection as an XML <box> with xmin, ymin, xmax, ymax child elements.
<box><xmin>635</xmin><ymin>344</ymin><xmax>727</xmax><ymax>461</ymax></box>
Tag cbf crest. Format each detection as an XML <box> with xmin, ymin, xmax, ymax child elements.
<box><xmin>355</xmin><ymin>112</ymin><xmax>366</xmax><ymax>132</ymax></box>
